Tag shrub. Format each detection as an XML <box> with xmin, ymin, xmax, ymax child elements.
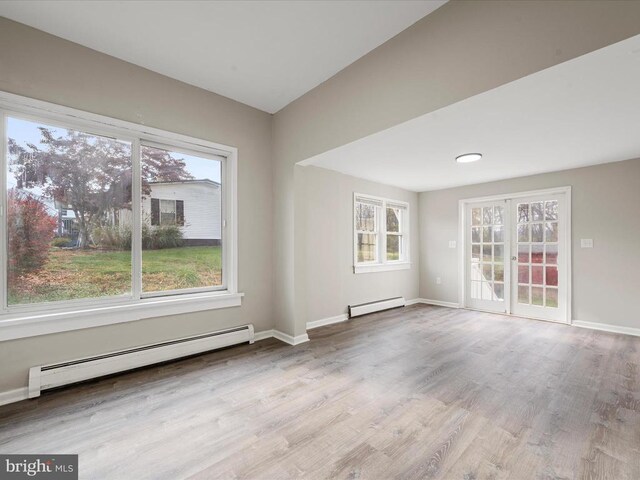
<box><xmin>92</xmin><ymin>225</ymin><xmax>132</xmax><ymax>250</ymax></box>
<box><xmin>93</xmin><ymin>223</ymin><xmax>183</xmax><ymax>250</ymax></box>
<box><xmin>51</xmin><ymin>237</ymin><xmax>73</xmax><ymax>248</ymax></box>
<box><xmin>7</xmin><ymin>190</ymin><xmax>57</xmax><ymax>281</ymax></box>
<box><xmin>143</xmin><ymin>224</ymin><xmax>184</xmax><ymax>250</ymax></box>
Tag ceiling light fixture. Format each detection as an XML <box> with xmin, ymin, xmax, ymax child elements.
<box><xmin>455</xmin><ymin>153</ymin><xmax>482</xmax><ymax>163</ymax></box>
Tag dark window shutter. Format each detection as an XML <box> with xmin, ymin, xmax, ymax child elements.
<box><xmin>176</xmin><ymin>200</ymin><xmax>185</xmax><ymax>226</ymax></box>
<box><xmin>151</xmin><ymin>198</ymin><xmax>159</xmax><ymax>226</ymax></box>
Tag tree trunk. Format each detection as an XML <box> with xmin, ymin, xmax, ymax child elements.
<box><xmin>77</xmin><ymin>222</ymin><xmax>91</xmax><ymax>248</ymax></box>
<box><xmin>74</xmin><ymin>209</ymin><xmax>91</xmax><ymax>249</ymax></box>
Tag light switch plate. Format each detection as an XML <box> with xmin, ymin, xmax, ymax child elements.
<box><xmin>448</xmin><ymin>240</ymin><xmax>456</xmax><ymax>248</ymax></box>
<box><xmin>580</xmin><ymin>238</ymin><xmax>594</xmax><ymax>248</ymax></box>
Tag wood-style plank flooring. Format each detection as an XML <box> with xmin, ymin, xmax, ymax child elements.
<box><xmin>1</xmin><ymin>305</ymin><xmax>639</xmax><ymax>479</ymax></box>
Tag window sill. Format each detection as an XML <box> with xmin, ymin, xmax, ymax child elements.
<box><xmin>353</xmin><ymin>262</ymin><xmax>411</xmax><ymax>274</ymax></box>
<box><xmin>0</xmin><ymin>291</ymin><xmax>244</xmax><ymax>342</ymax></box>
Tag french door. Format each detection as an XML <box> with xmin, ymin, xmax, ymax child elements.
<box><xmin>466</xmin><ymin>201</ymin><xmax>508</xmax><ymax>313</ymax></box>
<box><xmin>464</xmin><ymin>190</ymin><xmax>569</xmax><ymax>323</ymax></box>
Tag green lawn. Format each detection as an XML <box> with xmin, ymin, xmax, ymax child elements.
<box><xmin>142</xmin><ymin>246</ymin><xmax>222</xmax><ymax>292</ymax></box>
<box><xmin>9</xmin><ymin>246</ymin><xmax>222</xmax><ymax>305</ymax></box>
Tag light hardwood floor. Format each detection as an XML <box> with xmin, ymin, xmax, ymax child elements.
<box><xmin>1</xmin><ymin>305</ymin><xmax>639</xmax><ymax>479</ymax></box>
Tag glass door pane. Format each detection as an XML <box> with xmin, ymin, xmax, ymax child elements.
<box><xmin>466</xmin><ymin>201</ymin><xmax>508</xmax><ymax>313</ymax></box>
<box><xmin>510</xmin><ymin>194</ymin><xmax>566</xmax><ymax>322</ymax></box>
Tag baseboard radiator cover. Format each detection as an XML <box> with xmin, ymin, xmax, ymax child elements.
<box><xmin>349</xmin><ymin>297</ymin><xmax>406</xmax><ymax>318</ymax></box>
<box><xmin>28</xmin><ymin>324</ymin><xmax>254</xmax><ymax>398</ymax></box>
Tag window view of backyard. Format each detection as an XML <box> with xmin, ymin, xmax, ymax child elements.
<box><xmin>355</xmin><ymin>196</ymin><xmax>406</xmax><ymax>265</ymax></box>
<box><xmin>386</xmin><ymin>206</ymin><xmax>402</xmax><ymax>261</ymax></box>
<box><xmin>355</xmin><ymin>201</ymin><xmax>377</xmax><ymax>263</ymax></box>
<box><xmin>6</xmin><ymin>116</ymin><xmax>222</xmax><ymax>306</ymax></box>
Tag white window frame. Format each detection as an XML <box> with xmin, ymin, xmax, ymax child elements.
<box><xmin>353</xmin><ymin>193</ymin><xmax>410</xmax><ymax>274</ymax></box>
<box><xmin>0</xmin><ymin>91</ymin><xmax>241</xmax><ymax>341</ymax></box>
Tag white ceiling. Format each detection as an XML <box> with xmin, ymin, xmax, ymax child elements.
<box><xmin>0</xmin><ymin>0</ymin><xmax>446</xmax><ymax>114</ymax></box>
<box><xmin>302</xmin><ymin>34</ymin><xmax>640</xmax><ymax>192</ymax></box>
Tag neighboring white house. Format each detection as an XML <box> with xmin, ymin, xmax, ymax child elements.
<box><xmin>19</xmin><ymin>179</ymin><xmax>221</xmax><ymax>246</ymax></box>
<box><xmin>14</xmin><ymin>180</ymin><xmax>222</xmax><ymax>246</ymax></box>
<box><xmin>142</xmin><ymin>179</ymin><xmax>222</xmax><ymax>246</ymax></box>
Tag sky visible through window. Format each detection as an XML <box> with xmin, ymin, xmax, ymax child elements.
<box><xmin>6</xmin><ymin>117</ymin><xmax>221</xmax><ymax>190</ymax></box>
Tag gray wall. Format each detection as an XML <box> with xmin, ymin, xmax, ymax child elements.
<box><xmin>0</xmin><ymin>18</ymin><xmax>274</xmax><ymax>393</ymax></box>
<box><xmin>419</xmin><ymin>158</ymin><xmax>640</xmax><ymax>329</ymax></box>
<box><xmin>296</xmin><ymin>166</ymin><xmax>419</xmax><ymax>324</ymax></box>
<box><xmin>272</xmin><ymin>0</ymin><xmax>640</xmax><ymax>338</ymax></box>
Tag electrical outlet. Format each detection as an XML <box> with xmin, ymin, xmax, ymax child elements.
<box><xmin>448</xmin><ymin>240</ymin><xmax>457</xmax><ymax>248</ymax></box>
<box><xmin>580</xmin><ymin>239</ymin><xmax>594</xmax><ymax>248</ymax></box>
<box><xmin>436</xmin><ymin>277</ymin><xmax>442</xmax><ymax>285</ymax></box>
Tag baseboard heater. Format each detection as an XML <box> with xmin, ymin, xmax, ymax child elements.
<box><xmin>348</xmin><ymin>296</ymin><xmax>405</xmax><ymax>318</ymax></box>
<box><xmin>28</xmin><ymin>324</ymin><xmax>254</xmax><ymax>398</ymax></box>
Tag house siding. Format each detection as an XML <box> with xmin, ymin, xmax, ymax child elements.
<box><xmin>140</xmin><ymin>181</ymin><xmax>221</xmax><ymax>241</ymax></box>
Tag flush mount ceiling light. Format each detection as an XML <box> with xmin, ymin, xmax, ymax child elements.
<box><xmin>455</xmin><ymin>153</ymin><xmax>482</xmax><ymax>163</ymax></box>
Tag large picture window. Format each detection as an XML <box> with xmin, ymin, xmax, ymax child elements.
<box><xmin>6</xmin><ymin>117</ymin><xmax>133</xmax><ymax>305</ymax></box>
<box><xmin>0</xmin><ymin>92</ymin><xmax>239</xmax><ymax>339</ymax></box>
<box><xmin>353</xmin><ymin>193</ymin><xmax>409</xmax><ymax>273</ymax></box>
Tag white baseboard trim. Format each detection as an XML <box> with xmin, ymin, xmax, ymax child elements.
<box><xmin>253</xmin><ymin>329</ymin><xmax>275</xmax><ymax>342</ymax></box>
<box><xmin>405</xmin><ymin>298</ymin><xmax>422</xmax><ymax>306</ymax></box>
<box><xmin>572</xmin><ymin>320</ymin><xmax>640</xmax><ymax>338</ymax></box>
<box><xmin>273</xmin><ymin>330</ymin><xmax>310</xmax><ymax>345</ymax></box>
<box><xmin>253</xmin><ymin>329</ymin><xmax>310</xmax><ymax>345</ymax></box>
<box><xmin>411</xmin><ymin>298</ymin><xmax>461</xmax><ymax>309</ymax></box>
<box><xmin>0</xmin><ymin>387</ymin><xmax>29</xmax><ymax>407</ymax></box>
<box><xmin>307</xmin><ymin>313</ymin><xmax>349</xmax><ymax>330</ymax></box>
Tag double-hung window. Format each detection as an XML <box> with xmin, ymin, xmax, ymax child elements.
<box><xmin>151</xmin><ymin>198</ymin><xmax>185</xmax><ymax>227</ymax></box>
<box><xmin>0</xmin><ymin>91</ymin><xmax>240</xmax><ymax>341</ymax></box>
<box><xmin>354</xmin><ymin>193</ymin><xmax>409</xmax><ymax>273</ymax></box>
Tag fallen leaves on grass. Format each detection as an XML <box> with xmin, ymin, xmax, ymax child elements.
<box><xmin>9</xmin><ymin>246</ymin><xmax>222</xmax><ymax>304</ymax></box>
